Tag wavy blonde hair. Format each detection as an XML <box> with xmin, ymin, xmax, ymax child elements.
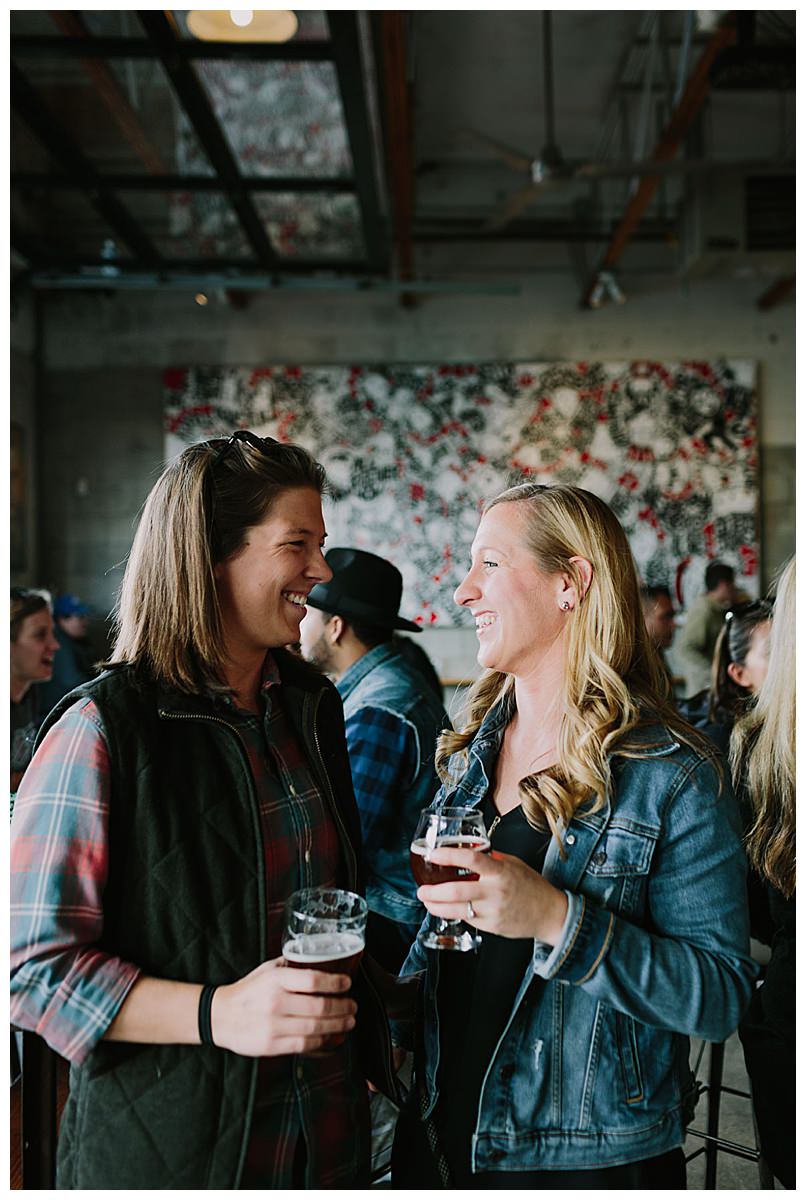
<box><xmin>730</xmin><ymin>556</ymin><xmax>796</xmax><ymax>897</ymax></box>
<box><xmin>437</xmin><ymin>483</ymin><xmax>710</xmax><ymax>848</ymax></box>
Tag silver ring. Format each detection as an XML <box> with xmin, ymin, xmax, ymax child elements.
<box><xmin>466</xmin><ymin>901</ymin><xmax>476</xmax><ymax>921</ymax></box>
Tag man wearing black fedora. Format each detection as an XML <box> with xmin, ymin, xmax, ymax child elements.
<box><xmin>299</xmin><ymin>547</ymin><xmax>450</xmax><ymax>972</ymax></box>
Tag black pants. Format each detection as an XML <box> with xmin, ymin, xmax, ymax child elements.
<box><xmin>391</xmin><ymin>1099</ymin><xmax>687</xmax><ymax>1190</ymax></box>
<box><xmin>740</xmin><ymin>1019</ymin><xmax>795</xmax><ymax>1188</ymax></box>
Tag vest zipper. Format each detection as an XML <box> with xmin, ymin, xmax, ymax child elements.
<box><xmin>157</xmin><ymin>707</ymin><xmax>267</xmax><ymax>955</ymax></box>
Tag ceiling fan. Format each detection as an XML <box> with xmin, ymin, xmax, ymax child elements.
<box><xmin>465</xmin><ymin>13</ymin><xmax>792</xmax><ymax>230</ymax></box>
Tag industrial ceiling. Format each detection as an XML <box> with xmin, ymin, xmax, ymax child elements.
<box><xmin>10</xmin><ymin>10</ymin><xmax>796</xmax><ymax>308</ymax></box>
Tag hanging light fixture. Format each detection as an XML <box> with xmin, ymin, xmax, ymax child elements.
<box><xmin>186</xmin><ymin>10</ymin><xmax>298</xmax><ymax>42</ymax></box>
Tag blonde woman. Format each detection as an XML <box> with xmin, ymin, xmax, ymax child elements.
<box><xmin>731</xmin><ymin>556</ymin><xmax>795</xmax><ymax>1189</ymax></box>
<box><xmin>392</xmin><ymin>483</ymin><xmax>757</xmax><ymax>1189</ymax></box>
<box><xmin>11</xmin><ymin>432</ymin><xmax>402</xmax><ymax>1189</ymax></box>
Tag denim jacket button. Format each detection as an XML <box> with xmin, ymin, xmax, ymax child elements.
<box><xmin>566</xmin><ymin>833</ymin><xmax>576</xmax><ymax>846</ymax></box>
<box><xmin>488</xmin><ymin>1149</ymin><xmax>504</xmax><ymax>1162</ymax></box>
<box><xmin>592</xmin><ymin>850</ymin><xmax>607</xmax><ymax>866</ymax></box>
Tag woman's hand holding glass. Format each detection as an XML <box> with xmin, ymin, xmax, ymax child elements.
<box><xmin>417</xmin><ymin>845</ymin><xmax>569</xmax><ymax>946</ymax></box>
<box><xmin>210</xmin><ymin>956</ymin><xmax>357</xmax><ymax>1057</ymax></box>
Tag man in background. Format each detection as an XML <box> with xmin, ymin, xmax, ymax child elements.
<box><xmin>299</xmin><ymin>548</ymin><xmax>450</xmax><ymax>973</ymax></box>
<box><xmin>677</xmin><ymin>562</ymin><xmax>739</xmax><ymax>696</ymax></box>
<box><xmin>641</xmin><ymin>584</ymin><xmax>676</xmax><ymax>690</ymax></box>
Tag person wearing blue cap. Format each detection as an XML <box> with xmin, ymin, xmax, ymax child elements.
<box><xmin>36</xmin><ymin>593</ymin><xmax>97</xmax><ymax>716</ymax></box>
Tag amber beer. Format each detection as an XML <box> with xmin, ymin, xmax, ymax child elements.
<box><xmin>409</xmin><ymin>835</ymin><xmax>490</xmax><ymax>886</ymax></box>
<box><xmin>282</xmin><ymin>931</ymin><xmax>365</xmax><ymax>979</ymax></box>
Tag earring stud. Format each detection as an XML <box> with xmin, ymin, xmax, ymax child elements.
<box><xmin>561</xmin><ymin>601</ymin><xmax>571</xmax><ymax>611</ymax></box>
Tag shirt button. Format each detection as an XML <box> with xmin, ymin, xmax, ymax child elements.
<box><xmin>566</xmin><ymin>833</ymin><xmax>576</xmax><ymax>846</ymax></box>
<box><xmin>296</xmin><ymin>1064</ymin><xmax>304</xmax><ymax>1081</ymax></box>
<box><xmin>304</xmin><ymin>849</ymin><xmax>311</xmax><ymax>864</ymax></box>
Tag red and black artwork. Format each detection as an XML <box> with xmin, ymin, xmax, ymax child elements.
<box><xmin>164</xmin><ymin>360</ymin><xmax>758</xmax><ymax>626</ymax></box>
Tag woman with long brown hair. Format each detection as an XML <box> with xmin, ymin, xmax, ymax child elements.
<box><xmin>11</xmin><ymin>431</ymin><xmax>400</xmax><ymax>1189</ymax></box>
<box><xmin>392</xmin><ymin>482</ymin><xmax>757</xmax><ymax>1189</ymax></box>
<box><xmin>10</xmin><ymin>587</ymin><xmax>59</xmax><ymax>791</ymax></box>
<box><xmin>731</xmin><ymin>556</ymin><xmax>796</xmax><ymax>1188</ymax></box>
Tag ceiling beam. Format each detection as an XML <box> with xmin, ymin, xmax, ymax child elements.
<box><xmin>10</xmin><ymin>35</ymin><xmax>331</xmax><ymax>61</ymax></box>
<box><xmin>580</xmin><ymin>16</ymin><xmax>737</xmax><ymax>308</ymax></box>
<box><xmin>10</xmin><ymin>61</ymin><xmax>162</xmax><ymax>265</ymax></box>
<box><xmin>412</xmin><ymin>218</ymin><xmax>677</xmax><ymax>244</ymax></box>
<box><xmin>22</xmin><ymin>255</ymin><xmax>376</xmax><ymax>274</ymax></box>
<box><xmin>137</xmin><ymin>10</ymin><xmax>279</xmax><ymax>270</ymax></box>
<box><xmin>327</xmin><ymin>12</ymin><xmax>388</xmax><ymax>272</ymax></box>
<box><xmin>11</xmin><ymin>172</ymin><xmax>357</xmax><ymax>194</ymax></box>
<box><xmin>756</xmin><ymin>275</ymin><xmax>795</xmax><ymax>310</ymax></box>
<box><xmin>29</xmin><ymin>271</ymin><xmax>520</xmax><ymax>296</ymax></box>
<box><xmin>377</xmin><ymin>12</ymin><xmax>415</xmax><ymax>293</ymax></box>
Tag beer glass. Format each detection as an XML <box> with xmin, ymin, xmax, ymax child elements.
<box><xmin>410</xmin><ymin>806</ymin><xmax>489</xmax><ymax>951</ymax></box>
<box><xmin>282</xmin><ymin>887</ymin><xmax>367</xmax><ymax>979</ymax></box>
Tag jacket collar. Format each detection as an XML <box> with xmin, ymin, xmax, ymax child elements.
<box><xmin>336</xmin><ymin>641</ymin><xmax>402</xmax><ymax>700</ymax></box>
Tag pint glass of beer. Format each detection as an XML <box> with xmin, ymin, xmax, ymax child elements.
<box><xmin>410</xmin><ymin>806</ymin><xmax>489</xmax><ymax>951</ymax></box>
<box><xmin>282</xmin><ymin>887</ymin><xmax>367</xmax><ymax>980</ymax></box>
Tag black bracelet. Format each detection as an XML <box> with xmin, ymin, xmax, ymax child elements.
<box><xmin>198</xmin><ymin>984</ymin><xmax>217</xmax><ymax>1047</ymax></box>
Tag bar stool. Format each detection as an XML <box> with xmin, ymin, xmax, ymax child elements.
<box><xmin>685</xmin><ymin>1039</ymin><xmax>775</xmax><ymax>1188</ymax></box>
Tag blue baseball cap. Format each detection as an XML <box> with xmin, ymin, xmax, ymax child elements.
<box><xmin>54</xmin><ymin>593</ymin><xmax>90</xmax><ymax>618</ymax></box>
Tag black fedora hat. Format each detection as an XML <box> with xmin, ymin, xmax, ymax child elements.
<box><xmin>307</xmin><ymin>548</ymin><xmax>422</xmax><ymax>633</ymax></box>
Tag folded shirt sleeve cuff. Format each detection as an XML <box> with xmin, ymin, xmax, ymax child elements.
<box><xmin>531</xmin><ymin>890</ymin><xmax>617</xmax><ymax>984</ymax></box>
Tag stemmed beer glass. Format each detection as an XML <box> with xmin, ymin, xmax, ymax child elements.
<box><xmin>410</xmin><ymin>806</ymin><xmax>490</xmax><ymax>951</ymax></box>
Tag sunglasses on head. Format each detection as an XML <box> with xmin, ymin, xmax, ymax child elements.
<box><xmin>206</xmin><ymin>429</ymin><xmax>281</xmax><ymax>466</ymax></box>
<box><xmin>724</xmin><ymin>599</ymin><xmax>772</xmax><ymax>626</ymax></box>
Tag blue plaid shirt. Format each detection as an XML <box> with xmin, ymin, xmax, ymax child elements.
<box><xmin>337</xmin><ymin>643</ymin><xmax>449</xmax><ymax>925</ymax></box>
<box><xmin>344</xmin><ymin>705</ymin><xmax>418</xmax><ymax>854</ymax></box>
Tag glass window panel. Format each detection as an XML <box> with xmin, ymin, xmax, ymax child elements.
<box><xmin>77</xmin><ymin>12</ymin><xmax>143</xmax><ymax>37</ymax></box>
<box><xmin>10</xmin><ymin>12</ymin><xmax>62</xmax><ymax>34</ymax></box>
<box><xmin>14</xmin><ymin>56</ymin><xmax>214</xmax><ymax>176</ymax></box>
<box><xmin>11</xmin><ymin>190</ymin><xmax>134</xmax><ymax>261</ymax></box>
<box><xmin>11</xmin><ymin>111</ymin><xmax>52</xmax><ymax>173</ymax></box>
<box><xmin>118</xmin><ymin>190</ymin><xmax>253</xmax><ymax>260</ymax></box>
<box><xmin>188</xmin><ymin>59</ymin><xmax>353</xmax><ymax>178</ymax></box>
<box><xmin>254</xmin><ymin>192</ymin><xmax>365</xmax><ymax>260</ymax></box>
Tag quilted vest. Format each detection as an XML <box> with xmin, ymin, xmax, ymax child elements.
<box><xmin>40</xmin><ymin>653</ymin><xmax>394</xmax><ymax>1189</ymax></box>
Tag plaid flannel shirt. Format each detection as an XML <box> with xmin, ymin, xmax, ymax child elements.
<box><xmin>10</xmin><ymin>654</ymin><xmax>368</xmax><ymax>1188</ymax></box>
<box><xmin>344</xmin><ymin>705</ymin><xmax>418</xmax><ymax>858</ymax></box>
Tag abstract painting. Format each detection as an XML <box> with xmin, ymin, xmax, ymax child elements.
<box><xmin>164</xmin><ymin>360</ymin><xmax>758</xmax><ymax>626</ymax></box>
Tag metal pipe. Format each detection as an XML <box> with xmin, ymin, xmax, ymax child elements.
<box><xmin>29</xmin><ymin>272</ymin><xmax>522</xmax><ymax>294</ymax></box>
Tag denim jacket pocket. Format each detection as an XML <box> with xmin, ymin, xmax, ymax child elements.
<box><xmin>614</xmin><ymin>1011</ymin><xmax>644</xmax><ymax>1104</ymax></box>
<box><xmin>582</xmin><ymin>823</ymin><xmax>659</xmax><ymax>917</ymax></box>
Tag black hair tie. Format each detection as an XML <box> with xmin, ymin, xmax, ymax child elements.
<box><xmin>198</xmin><ymin>984</ymin><xmax>218</xmax><ymax>1047</ymax></box>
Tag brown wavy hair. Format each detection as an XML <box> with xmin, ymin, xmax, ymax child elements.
<box><xmin>437</xmin><ymin>483</ymin><xmax>714</xmax><ymax>849</ymax></box>
<box><xmin>730</xmin><ymin>557</ymin><xmax>795</xmax><ymax>897</ymax></box>
<box><xmin>109</xmin><ymin>435</ymin><xmax>327</xmax><ymax>692</ymax></box>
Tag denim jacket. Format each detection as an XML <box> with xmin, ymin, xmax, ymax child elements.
<box><xmin>400</xmin><ymin>699</ymin><xmax>759</xmax><ymax>1172</ymax></box>
<box><xmin>338</xmin><ymin>642</ymin><xmax>450</xmax><ymax>927</ymax></box>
